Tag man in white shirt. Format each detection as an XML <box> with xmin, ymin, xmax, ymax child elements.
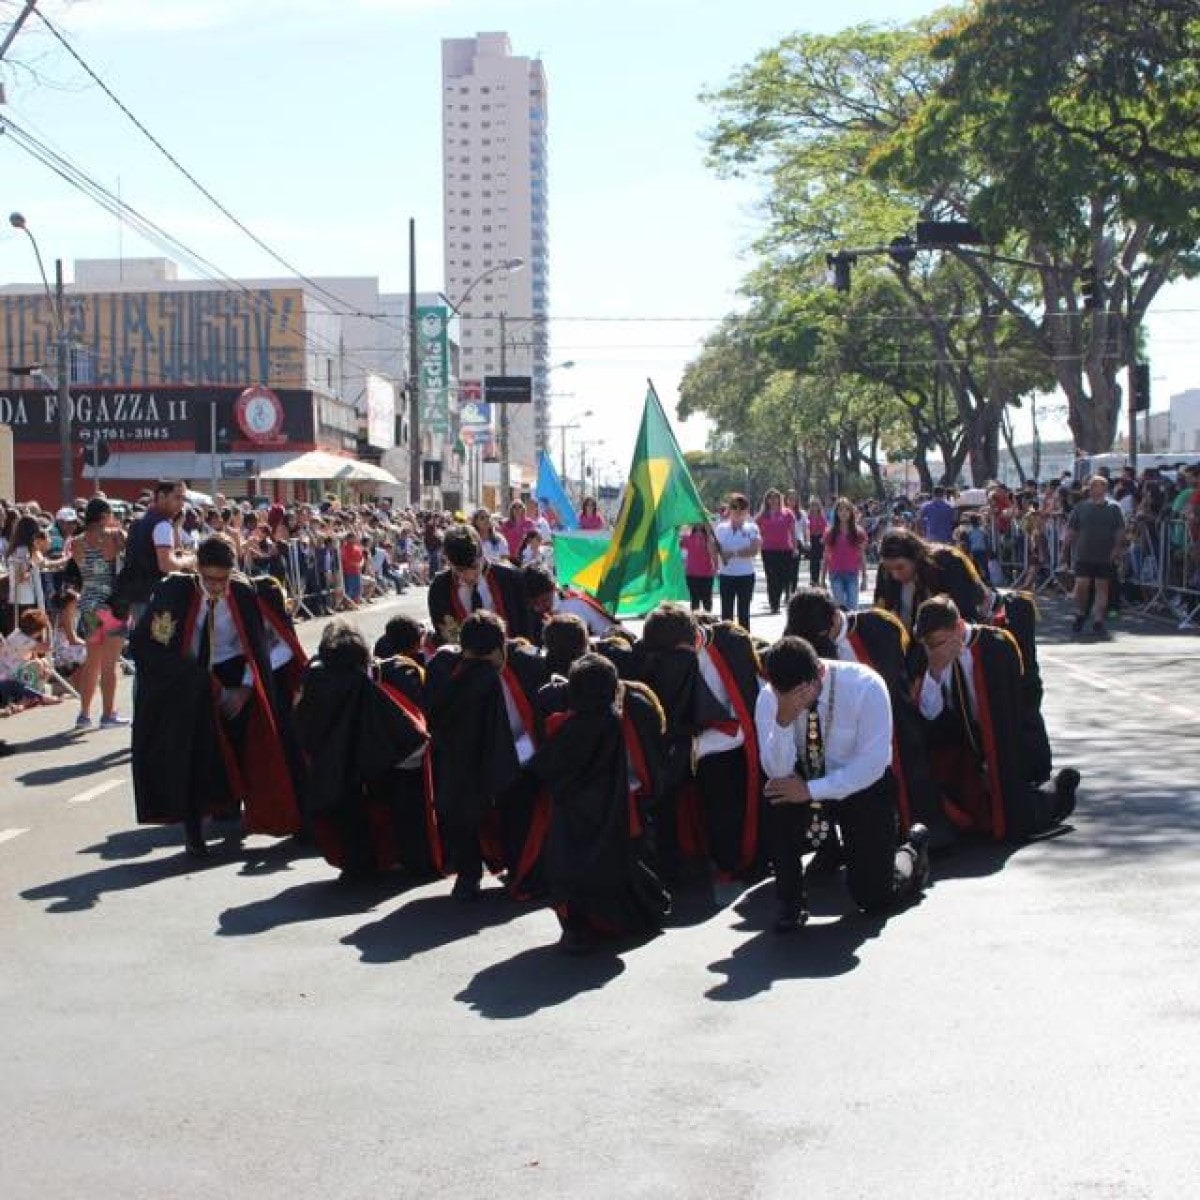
<box><xmin>756</xmin><ymin>636</ymin><xmax>930</xmax><ymax>931</ymax></box>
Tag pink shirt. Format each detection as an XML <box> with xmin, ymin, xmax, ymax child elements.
<box><xmin>809</xmin><ymin>510</ymin><xmax>829</xmax><ymax>539</ymax></box>
<box><xmin>500</xmin><ymin>517</ymin><xmax>536</xmax><ymax>559</ymax></box>
<box><xmin>680</xmin><ymin>530</ymin><xmax>717</xmax><ymax>578</ymax></box>
<box><xmin>578</xmin><ymin>513</ymin><xmax>605</xmax><ymax>531</ymax></box>
<box><xmin>758</xmin><ymin>508</ymin><xmax>796</xmax><ymax>552</ymax></box>
<box><xmin>823</xmin><ymin>528</ymin><xmax>866</xmax><ymax>574</ymax></box>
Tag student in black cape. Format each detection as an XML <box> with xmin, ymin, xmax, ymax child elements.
<box><xmin>129</xmin><ymin>534</ymin><xmax>302</xmax><ymax>856</ymax></box>
<box><xmin>530</xmin><ymin>652</ymin><xmax>671</xmax><ymax>953</ymax></box>
<box><xmin>294</xmin><ymin>620</ymin><xmax>441</xmax><ymax>880</ymax></box>
<box><xmin>374</xmin><ymin>613</ymin><xmax>427</xmax><ymax>664</ymax></box>
<box><xmin>522</xmin><ymin>563</ymin><xmax>623</xmax><ymax>643</ymax></box>
<box><xmin>634</xmin><ymin>603</ymin><xmax>764</xmax><ymax>887</ymax></box>
<box><xmin>912</xmin><ymin>595</ymin><xmax>1079</xmax><ymax>843</ymax></box>
<box><xmin>425</xmin><ymin>610</ymin><xmax>544</xmax><ymax>900</ymax></box>
<box><xmin>427</xmin><ymin>523</ymin><xmax>533</xmax><ymax>647</ymax></box>
<box><xmin>875</xmin><ymin>528</ymin><xmax>990</xmax><ymax>631</ymax></box>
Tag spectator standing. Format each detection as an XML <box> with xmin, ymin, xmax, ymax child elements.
<box><xmin>757</xmin><ymin>488</ymin><xmax>799</xmax><ymax>615</ymax></box>
<box><xmin>680</xmin><ymin>522</ymin><xmax>719</xmax><ymax>613</ymax></box>
<box><xmin>807</xmin><ymin>498</ymin><xmax>828</xmax><ymax>586</ymax></box>
<box><xmin>783</xmin><ymin>489</ymin><xmax>809</xmax><ymax>597</ymax></box>
<box><xmin>821</xmin><ymin>498</ymin><xmax>868</xmax><ymax>610</ymax></box>
<box><xmin>714</xmin><ymin>493</ymin><xmax>761</xmax><ymax>629</ymax></box>
<box><xmin>499</xmin><ymin>500</ymin><xmax>537</xmax><ymax>563</ymax></box>
<box><xmin>1065</xmin><ymin>474</ymin><xmax>1126</xmax><ymax>638</ymax></box>
<box><xmin>917</xmin><ymin>486</ymin><xmax>957</xmax><ymax>544</ymax></box>
<box><xmin>578</xmin><ymin>497</ymin><xmax>605</xmax><ymax>531</ymax></box>
<box><xmin>340</xmin><ymin>532</ymin><xmax>365</xmax><ymax>608</ymax></box>
<box><xmin>71</xmin><ymin>497</ymin><xmax>129</xmax><ymax>730</ymax></box>
<box><xmin>471</xmin><ymin>508</ymin><xmax>510</xmax><ymax>563</ymax></box>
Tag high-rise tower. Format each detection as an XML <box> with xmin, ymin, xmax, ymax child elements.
<box><xmin>441</xmin><ymin>32</ymin><xmax>549</xmax><ymax>498</ymax></box>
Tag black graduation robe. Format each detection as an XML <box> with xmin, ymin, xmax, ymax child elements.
<box><xmin>294</xmin><ymin>658</ymin><xmax>441</xmax><ymax>876</ymax></box>
<box><xmin>529</xmin><ymin>698</ymin><xmax>670</xmax><ymax>936</ymax></box>
<box><xmin>129</xmin><ymin>572</ymin><xmax>302</xmax><ymax>836</ymax></box>
<box><xmin>876</xmin><ymin>544</ymin><xmax>991</xmax><ymax>627</ymax></box>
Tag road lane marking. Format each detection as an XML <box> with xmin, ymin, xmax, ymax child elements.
<box><xmin>0</xmin><ymin>828</ymin><xmax>30</xmax><ymax>845</ymax></box>
<box><xmin>1041</xmin><ymin>652</ymin><xmax>1200</xmax><ymax>725</ymax></box>
<box><xmin>67</xmin><ymin>778</ymin><xmax>125</xmax><ymax>806</ymax></box>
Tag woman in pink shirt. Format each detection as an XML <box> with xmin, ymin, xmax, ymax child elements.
<box><xmin>820</xmin><ymin>498</ymin><xmax>868</xmax><ymax>609</ymax></box>
<box><xmin>499</xmin><ymin>500</ymin><xmax>537</xmax><ymax>563</ymax></box>
<box><xmin>578</xmin><ymin>497</ymin><xmax>605</xmax><ymax>531</ymax></box>
<box><xmin>679</xmin><ymin>522</ymin><xmax>718</xmax><ymax>612</ymax></box>
<box><xmin>757</xmin><ymin>488</ymin><xmax>798</xmax><ymax>614</ymax></box>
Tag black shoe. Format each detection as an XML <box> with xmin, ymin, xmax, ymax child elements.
<box><xmin>773</xmin><ymin>903</ymin><xmax>809</xmax><ymax>933</ymax></box>
<box><xmin>451</xmin><ymin>874</ymin><xmax>482</xmax><ymax>902</ymax></box>
<box><xmin>557</xmin><ymin>927</ymin><xmax>597</xmax><ymax>955</ymax></box>
<box><xmin>185</xmin><ymin>837</ymin><xmax>210</xmax><ymax>859</ymax></box>
<box><xmin>1053</xmin><ymin>768</ymin><xmax>1080</xmax><ymax>823</ymax></box>
<box><xmin>904</xmin><ymin>823</ymin><xmax>932</xmax><ymax>891</ymax></box>
<box><xmin>1091</xmin><ymin>622</ymin><xmax>1110</xmax><ymax>639</ymax></box>
<box><xmin>1071</xmin><ymin>614</ymin><xmax>1086</xmax><ymax>634</ymax></box>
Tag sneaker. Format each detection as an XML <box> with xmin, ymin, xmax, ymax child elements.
<box><xmin>99</xmin><ymin>713</ymin><xmax>131</xmax><ymax>728</ymax></box>
<box><xmin>73</xmin><ymin>714</ymin><xmax>93</xmax><ymax>731</ymax></box>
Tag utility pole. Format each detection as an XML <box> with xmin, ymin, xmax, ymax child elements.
<box><xmin>0</xmin><ymin>2</ymin><xmax>39</xmax><ymax>66</ymax></box>
<box><xmin>499</xmin><ymin>311</ymin><xmax>511</xmax><ymax>509</ymax></box>
<box><xmin>1125</xmin><ymin>273</ymin><xmax>1139</xmax><ymax>474</ymax></box>
<box><xmin>408</xmin><ymin>218</ymin><xmax>420</xmax><ymax>507</ymax></box>
<box><xmin>53</xmin><ymin>259</ymin><xmax>72</xmax><ymax>507</ymax></box>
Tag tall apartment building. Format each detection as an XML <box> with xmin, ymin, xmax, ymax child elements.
<box><xmin>441</xmin><ymin>32</ymin><xmax>549</xmax><ymax>494</ymax></box>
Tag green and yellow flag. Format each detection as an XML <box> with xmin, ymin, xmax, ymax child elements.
<box><xmin>587</xmin><ymin>383</ymin><xmax>708</xmax><ymax>616</ymax></box>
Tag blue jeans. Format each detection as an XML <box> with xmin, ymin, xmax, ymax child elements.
<box><xmin>829</xmin><ymin>571</ymin><xmax>860</xmax><ymax>610</ymax></box>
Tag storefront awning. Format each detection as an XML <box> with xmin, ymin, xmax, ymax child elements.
<box><xmin>258</xmin><ymin>451</ymin><xmax>399</xmax><ymax>486</ymax></box>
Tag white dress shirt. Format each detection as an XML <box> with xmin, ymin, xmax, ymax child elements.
<box><xmin>755</xmin><ymin>659</ymin><xmax>892</xmax><ymax>801</ymax></box>
<box><xmin>455</xmin><ymin>572</ymin><xmax>494</xmax><ymax>615</ymax></box>
<box><xmin>693</xmin><ymin>644</ymin><xmax>752</xmax><ymax>760</ymax></box>
<box><xmin>500</xmin><ymin>675</ymin><xmax>535</xmax><ymax>765</ymax></box>
<box><xmin>830</xmin><ymin>612</ymin><xmax>859</xmax><ymax>664</ymax></box>
<box><xmin>917</xmin><ymin>629</ymin><xmax>980</xmax><ymax>721</ymax></box>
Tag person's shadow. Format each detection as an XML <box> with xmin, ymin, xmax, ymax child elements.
<box><xmin>217</xmin><ymin>872</ymin><xmax>424</xmax><ymax>937</ymax></box>
<box><xmin>341</xmin><ymin>887</ymin><xmax>532</xmax><ymax>964</ymax></box>
<box><xmin>455</xmin><ymin>940</ymin><xmax>636</xmax><ymax>1019</ymax></box>
<box><xmin>13</xmin><ymin>743</ymin><xmax>131</xmax><ymax>787</ymax></box>
<box><xmin>704</xmin><ymin>880</ymin><xmax>891</xmax><ymax>1000</ymax></box>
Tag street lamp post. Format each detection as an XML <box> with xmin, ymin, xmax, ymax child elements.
<box><xmin>9</xmin><ymin>212</ymin><xmax>72</xmax><ymax>508</ymax></box>
<box><xmin>439</xmin><ymin>258</ymin><xmax>524</xmax><ymax>511</ymax></box>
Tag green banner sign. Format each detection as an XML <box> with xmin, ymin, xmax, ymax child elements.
<box><xmin>416</xmin><ymin>305</ymin><xmax>450</xmax><ymax>436</ymax></box>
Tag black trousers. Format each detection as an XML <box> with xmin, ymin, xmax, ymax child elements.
<box><xmin>762</xmin><ymin>550</ymin><xmax>793</xmax><ymax>612</ymax></box>
<box><xmin>808</xmin><ymin>541</ymin><xmax>825</xmax><ymax>586</ymax></box>
<box><xmin>766</xmin><ymin>772</ymin><xmax>904</xmax><ymax>914</ymax></box>
<box><xmin>696</xmin><ymin>747</ymin><xmax>755</xmax><ymax>877</ymax></box>
<box><xmin>686</xmin><ymin>574</ymin><xmax>715</xmax><ymax>612</ymax></box>
<box><xmin>719</xmin><ymin>572</ymin><xmax>755</xmax><ymax>628</ymax></box>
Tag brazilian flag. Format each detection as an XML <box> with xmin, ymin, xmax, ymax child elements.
<box><xmin>588</xmin><ymin>383</ymin><xmax>708</xmax><ymax>615</ymax></box>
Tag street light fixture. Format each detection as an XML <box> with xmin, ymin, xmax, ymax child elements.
<box><xmin>9</xmin><ymin>212</ymin><xmax>73</xmax><ymax>507</ymax></box>
<box><xmin>436</xmin><ymin>258</ymin><xmax>525</xmax><ymax>509</ymax></box>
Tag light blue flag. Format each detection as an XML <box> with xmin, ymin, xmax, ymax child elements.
<box><xmin>535</xmin><ymin>450</ymin><xmax>579</xmax><ymax>531</ymax></box>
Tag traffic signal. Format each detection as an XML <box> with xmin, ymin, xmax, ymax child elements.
<box><xmin>888</xmin><ymin>235</ymin><xmax>917</xmax><ymax>269</ymax></box>
<box><xmin>1133</xmin><ymin>362</ymin><xmax>1151</xmax><ymax>412</ymax></box>
<box><xmin>825</xmin><ymin>251</ymin><xmax>857</xmax><ymax>293</ymax></box>
<box><xmin>915</xmin><ymin>220</ymin><xmax>985</xmax><ymax>247</ymax></box>
<box><xmin>1080</xmin><ymin>266</ymin><xmax>1100</xmax><ymax>309</ymax></box>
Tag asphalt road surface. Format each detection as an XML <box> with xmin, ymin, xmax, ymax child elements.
<box><xmin>2</xmin><ymin>580</ymin><xmax>1198</xmax><ymax>1199</ymax></box>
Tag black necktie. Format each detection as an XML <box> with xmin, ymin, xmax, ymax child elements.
<box><xmin>950</xmin><ymin>660</ymin><xmax>980</xmax><ymax>753</ymax></box>
<box><xmin>470</xmin><ymin>585</ymin><xmax>484</xmax><ymax>611</ymax></box>
<box><xmin>197</xmin><ymin>601</ymin><xmax>213</xmax><ymax>668</ymax></box>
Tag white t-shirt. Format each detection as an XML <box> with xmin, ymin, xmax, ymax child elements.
<box><xmin>715</xmin><ymin>519</ymin><xmax>760</xmax><ymax>577</ymax></box>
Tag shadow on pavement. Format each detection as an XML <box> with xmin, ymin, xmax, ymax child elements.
<box><xmin>216</xmin><ymin>873</ymin><xmax>421</xmax><ymax>936</ymax></box>
<box><xmin>341</xmin><ymin>887</ymin><xmax>530</xmax><ymax>964</ymax></box>
<box><xmin>21</xmin><ymin>848</ymin><xmax>226</xmax><ymax>913</ymax></box>
<box><xmin>80</xmin><ymin>824</ymin><xmax>185</xmax><ymax>861</ymax></box>
<box><xmin>14</xmin><ymin>745</ymin><xmax>131</xmax><ymax>786</ymax></box>
<box><xmin>455</xmin><ymin>941</ymin><xmax>631</xmax><ymax>1019</ymax></box>
<box><xmin>704</xmin><ymin>881</ymin><xmax>888</xmax><ymax>1001</ymax></box>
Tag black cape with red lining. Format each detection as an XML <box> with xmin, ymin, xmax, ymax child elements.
<box><xmin>294</xmin><ymin>656</ymin><xmax>441</xmax><ymax>876</ymax></box>
<box><xmin>844</xmin><ymin>607</ymin><xmax>938</xmax><ymax>832</ymax></box>
<box><xmin>129</xmin><ymin>573</ymin><xmax>302</xmax><ymax>835</ymax></box>
<box><xmin>529</xmin><ymin>700</ymin><xmax>670</xmax><ymax>936</ymax></box>
<box><xmin>923</xmin><ymin>625</ymin><xmax>1046</xmax><ymax>842</ymax></box>
<box><xmin>876</xmin><ymin>544</ymin><xmax>991</xmax><ymax>625</ymax></box>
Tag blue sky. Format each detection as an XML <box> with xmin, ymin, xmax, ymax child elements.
<box><xmin>1</xmin><ymin>0</ymin><xmax>1195</xmax><ymax>477</ymax></box>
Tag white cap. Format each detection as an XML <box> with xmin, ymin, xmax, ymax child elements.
<box><xmin>56</xmin><ymin>506</ymin><xmax>79</xmax><ymax>523</ymax></box>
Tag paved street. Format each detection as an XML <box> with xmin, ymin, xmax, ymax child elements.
<box><xmin>2</xmin><ymin>584</ymin><xmax>1198</xmax><ymax>1199</ymax></box>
